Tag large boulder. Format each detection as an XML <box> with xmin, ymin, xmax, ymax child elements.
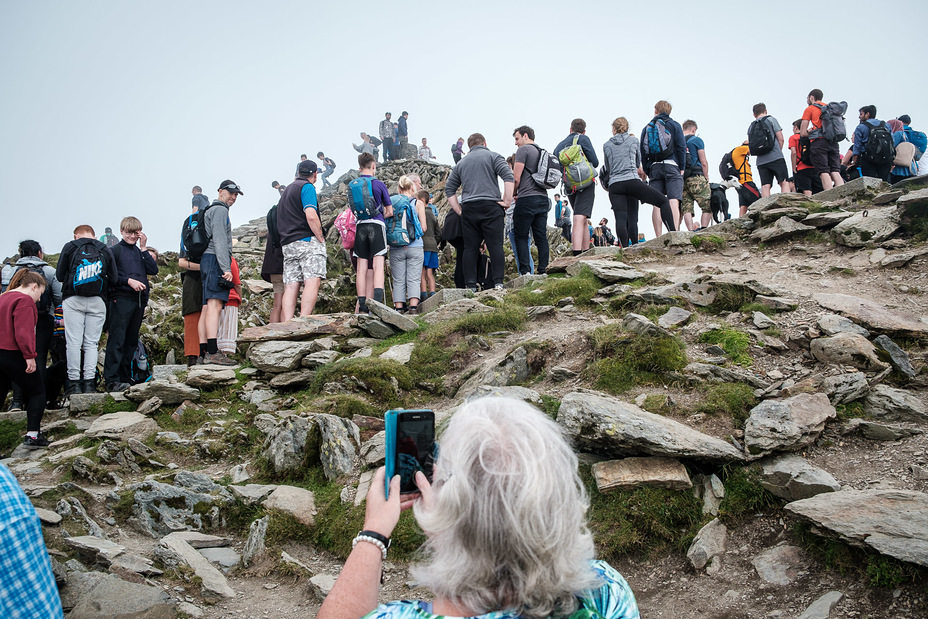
<box><xmin>743</xmin><ymin>393</ymin><xmax>836</xmax><ymax>456</ymax></box>
<box><xmin>238</xmin><ymin>313</ymin><xmax>357</xmax><ymax>342</ymax></box>
<box><xmin>125</xmin><ymin>380</ymin><xmax>200</xmax><ymax>405</ymax></box>
<box><xmin>62</xmin><ymin>571</ymin><xmax>177</xmax><ymax>618</ymax></box>
<box><xmin>757</xmin><ymin>453</ymin><xmax>841</xmax><ymax>500</ymax></box>
<box><xmin>247</xmin><ymin>340</ymin><xmax>316</xmax><ymax>372</ymax></box>
<box><xmin>119</xmin><ymin>476</ymin><xmax>232</xmax><ymax>538</ymax></box>
<box><xmin>863</xmin><ymin>384</ymin><xmax>928</xmax><ymax>423</ymax></box>
<box><xmin>830</xmin><ymin>206</ymin><xmax>901</xmax><ymax>247</ymax></box>
<box><xmin>262</xmin><ymin>414</ymin><xmax>360</xmax><ymax>480</ymax></box>
<box><xmin>86</xmin><ymin>412</ymin><xmax>160</xmax><ymax>442</ymax></box>
<box><xmin>812</xmin><ymin>292</ymin><xmax>928</xmax><ymax>338</ymax></box>
<box><xmin>746</xmin><ymin>192</ymin><xmax>815</xmax><ymax>219</ymax></box>
<box><xmin>809</xmin><ymin>332</ymin><xmax>889</xmax><ymax>372</ymax></box>
<box><xmin>784</xmin><ymin>489</ymin><xmax>928</xmax><ymax>567</ymax></box>
<box><xmin>557</xmin><ymin>391</ymin><xmax>744</xmax><ymax>462</ymax></box>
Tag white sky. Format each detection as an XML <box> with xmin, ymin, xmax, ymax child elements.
<box><xmin>2</xmin><ymin>0</ymin><xmax>926</xmax><ymax>257</ymax></box>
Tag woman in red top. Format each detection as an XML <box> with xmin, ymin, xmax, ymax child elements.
<box><xmin>0</xmin><ymin>269</ymin><xmax>49</xmax><ymax>448</ymax></box>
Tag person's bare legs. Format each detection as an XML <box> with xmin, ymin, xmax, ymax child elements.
<box><xmin>779</xmin><ymin>179</ymin><xmax>790</xmax><ymax>194</ymax></box>
<box><xmin>700</xmin><ymin>211</ymin><xmax>713</xmax><ymax>228</ymax></box>
<box><xmin>203</xmin><ymin>299</ymin><xmax>224</xmax><ymax>339</ymax></box>
<box><xmin>652</xmin><ymin>206</ymin><xmax>663</xmax><ymax>238</ymax></box>
<box><xmin>669</xmin><ymin>199</ymin><xmax>681</xmax><ymax>230</ymax></box>
<box><xmin>819</xmin><ymin>172</ymin><xmax>834</xmax><ymax>191</ymax></box>
<box><xmin>356</xmin><ymin>258</ymin><xmax>370</xmax><ymax>300</ymax></box>
<box><xmin>371</xmin><ymin>256</ymin><xmax>385</xmax><ymax>289</ymax></box>
<box><xmin>830</xmin><ymin>171</ymin><xmax>844</xmax><ymax>187</ymax></box>
<box><xmin>299</xmin><ymin>278</ymin><xmax>321</xmax><ymax>316</ymax></box>
<box><xmin>761</xmin><ymin>184</ymin><xmax>772</xmax><ymax>198</ymax></box>
<box><xmin>683</xmin><ymin>212</ymin><xmax>696</xmax><ymax>231</ymax></box>
<box><xmin>269</xmin><ymin>292</ymin><xmax>283</xmax><ymax>323</ymax></box>
<box><xmin>571</xmin><ymin>214</ymin><xmax>587</xmax><ymax>252</ymax></box>
<box><xmin>281</xmin><ymin>282</ymin><xmax>300</xmax><ymax>322</ymax></box>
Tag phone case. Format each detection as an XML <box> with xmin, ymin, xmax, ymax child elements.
<box><xmin>383</xmin><ymin>409</ymin><xmax>434</xmax><ymax>498</ymax></box>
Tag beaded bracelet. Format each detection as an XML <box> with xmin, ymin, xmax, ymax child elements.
<box><xmin>352</xmin><ymin>534</ymin><xmax>388</xmax><ymax>561</ymax></box>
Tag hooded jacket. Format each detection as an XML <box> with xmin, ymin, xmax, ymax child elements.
<box><xmin>1</xmin><ymin>257</ymin><xmax>62</xmax><ymax>308</ymax></box>
<box><xmin>108</xmin><ymin>240</ymin><xmax>159</xmax><ymax>304</ymax></box>
<box><xmin>603</xmin><ymin>134</ymin><xmax>642</xmax><ymax>185</ymax></box>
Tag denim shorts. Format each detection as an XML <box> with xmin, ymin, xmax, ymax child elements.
<box><xmin>200</xmin><ymin>252</ymin><xmax>230</xmax><ymax>304</ymax></box>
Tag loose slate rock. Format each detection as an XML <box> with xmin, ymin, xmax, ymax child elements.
<box><xmin>687</xmin><ymin>518</ymin><xmax>727</xmax><ymax>571</ymax></box>
<box><xmin>263</xmin><ymin>485</ymin><xmax>316</xmax><ymax>526</ymax></box>
<box><xmin>126</xmin><ymin>380</ymin><xmax>200</xmax><ymax>405</ymax></box>
<box><xmin>816</xmin><ymin>313</ymin><xmax>870</xmax><ymax>338</ymax></box>
<box><xmin>64</xmin><ymin>571</ymin><xmax>176</xmax><ymax>618</ymax></box>
<box><xmin>247</xmin><ymin>340</ymin><xmax>316</xmax><ymax>372</ymax></box>
<box><xmin>812</xmin><ymin>293</ymin><xmax>928</xmax><ymax>338</ymax></box>
<box><xmin>810</xmin><ymin>332</ymin><xmax>888</xmax><ymax>372</ymax></box>
<box><xmin>755</xmin><ymin>295</ymin><xmax>798</xmax><ymax>311</ymax></box>
<box><xmin>592</xmin><ymin>457</ymin><xmax>692</xmax><ymax>492</ymax></box>
<box><xmin>758</xmin><ymin>453</ymin><xmax>841</xmax><ymax>500</ymax></box>
<box><xmin>421</xmin><ymin>298</ymin><xmax>493</xmax><ymax>324</ymax></box>
<box><xmin>872</xmin><ymin>334</ymin><xmax>917</xmax><ymax>379</ymax></box>
<box><xmin>558</xmin><ymin>391</ymin><xmax>744</xmax><ymax>462</ymax></box>
<box><xmin>784</xmin><ymin>489</ymin><xmax>928</xmax><ymax>567</ymax></box>
<box><xmin>797</xmin><ymin>591</ymin><xmax>843</xmax><ymax>619</ymax></box>
<box><xmin>269</xmin><ymin>369</ymin><xmax>316</xmax><ymax>388</ymax></box>
<box><xmin>743</xmin><ymin>393</ymin><xmax>836</xmax><ymax>456</ymax></box>
<box><xmin>367</xmin><ymin>299</ymin><xmax>419</xmax><ymax>332</ymax></box>
<box><xmin>239</xmin><ymin>313</ymin><xmax>357</xmax><ymax>342</ymax></box>
<box><xmin>568</xmin><ymin>259</ymin><xmax>644</xmax><ymax>282</ymax></box>
<box><xmin>863</xmin><ymin>384</ymin><xmax>928</xmax><ymax>423</ymax></box>
<box><xmin>380</xmin><ymin>342</ymin><xmax>416</xmax><ymax>365</ymax></box>
<box><xmin>86</xmin><ymin>412</ymin><xmax>159</xmax><ymax>442</ymax></box>
<box><xmin>229</xmin><ymin>484</ymin><xmax>278</xmax><ymax>504</ymax></box>
<box><xmin>831</xmin><ymin>206</ymin><xmax>901</xmax><ymax>247</ymax></box>
<box><xmin>751</xmin><ymin>544</ymin><xmax>803</xmax><ymax>585</ymax></box>
<box><xmin>160</xmin><ymin>533</ymin><xmax>236</xmax><ymax>598</ymax></box>
<box><xmin>186</xmin><ymin>367</ymin><xmax>238</xmax><ymax>388</ymax></box>
<box><xmin>750</xmin><ymin>216</ymin><xmax>815</xmax><ymax>243</ymax></box>
<box><xmin>658</xmin><ymin>307</ymin><xmax>693</xmax><ymax>329</ymax></box>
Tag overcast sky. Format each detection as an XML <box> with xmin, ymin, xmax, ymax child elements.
<box><xmin>2</xmin><ymin>0</ymin><xmax>926</xmax><ymax>258</ymax></box>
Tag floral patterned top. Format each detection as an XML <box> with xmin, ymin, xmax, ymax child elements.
<box><xmin>362</xmin><ymin>560</ymin><xmax>639</xmax><ymax>619</ymax></box>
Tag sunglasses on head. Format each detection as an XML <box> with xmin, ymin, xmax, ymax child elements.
<box><xmin>224</xmin><ymin>184</ymin><xmax>240</xmax><ymax>191</ymax></box>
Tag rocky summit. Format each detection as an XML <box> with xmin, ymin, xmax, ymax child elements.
<box><xmin>2</xmin><ymin>163</ymin><xmax>927</xmax><ymax>618</ymax></box>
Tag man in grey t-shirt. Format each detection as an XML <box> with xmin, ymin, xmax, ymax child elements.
<box><xmin>750</xmin><ymin>103</ymin><xmax>789</xmax><ymax>197</ymax></box>
<box><xmin>512</xmin><ymin>125</ymin><xmax>550</xmax><ymax>276</ymax></box>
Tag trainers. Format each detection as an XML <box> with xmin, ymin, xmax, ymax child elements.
<box><xmin>23</xmin><ymin>434</ymin><xmax>50</xmax><ymax>449</ymax></box>
<box><xmin>65</xmin><ymin>383</ymin><xmax>81</xmax><ymax>397</ymax></box>
<box><xmin>107</xmin><ymin>382</ymin><xmax>130</xmax><ymax>393</ymax></box>
<box><xmin>494</xmin><ymin>284</ymin><xmax>505</xmax><ymax>291</ymax></box>
<box><xmin>6</xmin><ymin>400</ymin><xmax>24</xmax><ymax>412</ymax></box>
<box><xmin>203</xmin><ymin>352</ymin><xmax>236</xmax><ymax>366</ymax></box>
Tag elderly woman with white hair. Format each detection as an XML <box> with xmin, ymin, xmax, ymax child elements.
<box><xmin>317</xmin><ymin>397</ymin><xmax>640</xmax><ymax>619</ymax></box>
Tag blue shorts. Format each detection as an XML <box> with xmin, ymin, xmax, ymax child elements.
<box><xmin>200</xmin><ymin>252</ymin><xmax>230</xmax><ymax>305</ymax></box>
<box><xmin>423</xmin><ymin>251</ymin><xmax>439</xmax><ymax>269</ymax></box>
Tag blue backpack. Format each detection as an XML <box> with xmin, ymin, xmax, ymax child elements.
<box><xmin>347</xmin><ymin>177</ymin><xmax>379</xmax><ymax>220</ymax></box>
<box><xmin>903</xmin><ymin>127</ymin><xmax>927</xmax><ymax>159</ymax></box>
<box><xmin>385</xmin><ymin>196</ymin><xmax>423</xmax><ymax>247</ymax></box>
<box><xmin>644</xmin><ymin>118</ymin><xmax>674</xmax><ymax>161</ymax></box>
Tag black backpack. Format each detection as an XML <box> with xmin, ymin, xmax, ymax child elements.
<box><xmin>5</xmin><ymin>264</ymin><xmax>54</xmax><ymax>315</ymax></box>
<box><xmin>266</xmin><ymin>204</ymin><xmax>281</xmax><ymax>249</ymax></box>
<box><xmin>181</xmin><ymin>204</ymin><xmax>213</xmax><ymax>262</ymax></box>
<box><xmin>862</xmin><ymin>121</ymin><xmax>896</xmax><ymax>165</ymax></box>
<box><xmin>719</xmin><ymin>150</ymin><xmax>739</xmax><ymax>180</ymax></box>
<box><xmin>69</xmin><ymin>242</ymin><xmax>107</xmax><ymax>297</ymax></box>
<box><xmin>683</xmin><ymin>136</ymin><xmax>700</xmax><ymax>179</ymax></box>
<box><xmin>748</xmin><ymin>117</ymin><xmax>776</xmax><ymax>156</ymax></box>
<box><xmin>129</xmin><ymin>340</ymin><xmax>152</xmax><ymax>384</ymax></box>
<box><xmin>797</xmin><ymin>136</ymin><xmax>813</xmax><ymax>166</ymax></box>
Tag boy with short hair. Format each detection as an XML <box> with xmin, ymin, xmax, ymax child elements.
<box><xmin>56</xmin><ymin>224</ymin><xmax>117</xmax><ymax>395</ymax></box>
<box><xmin>789</xmin><ymin>120</ymin><xmax>822</xmax><ymax>196</ymax></box>
<box><xmin>104</xmin><ymin>216</ymin><xmax>158</xmax><ymax>392</ymax></box>
<box><xmin>352</xmin><ymin>153</ymin><xmax>393</xmax><ymax>312</ymax></box>
<box><xmin>750</xmin><ymin>103</ymin><xmax>789</xmax><ymax>197</ymax></box>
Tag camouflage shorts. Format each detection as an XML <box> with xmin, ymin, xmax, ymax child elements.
<box><xmin>681</xmin><ymin>175</ymin><xmax>710</xmax><ymax>215</ymax></box>
<box><xmin>282</xmin><ymin>239</ymin><xmax>327</xmax><ymax>284</ymax></box>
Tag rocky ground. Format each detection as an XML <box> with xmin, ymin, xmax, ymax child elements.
<box><xmin>2</xmin><ymin>166</ymin><xmax>928</xmax><ymax>619</ymax></box>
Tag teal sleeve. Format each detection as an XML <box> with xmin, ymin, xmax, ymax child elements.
<box><xmin>301</xmin><ymin>183</ymin><xmax>318</xmax><ymax>210</ymax></box>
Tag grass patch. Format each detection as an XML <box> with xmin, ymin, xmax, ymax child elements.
<box><xmin>111</xmin><ymin>490</ymin><xmax>137</xmax><ymax>523</ymax></box>
<box><xmin>835</xmin><ymin>401</ymin><xmax>866</xmax><ymax>421</ymax></box>
<box><xmin>507</xmin><ymin>267</ymin><xmax>603</xmax><ymax>308</ymax></box>
<box><xmin>699</xmin><ymin>326</ymin><xmax>752</xmax><ymax>366</ymax></box>
<box><xmin>695</xmin><ymin>383</ymin><xmax>757</xmax><ymax>424</ymax></box>
<box><xmin>539</xmin><ymin>395</ymin><xmax>561</xmax><ymax>419</ymax></box>
<box><xmin>306</xmin><ymin>395</ymin><xmax>381</xmax><ymax>419</ymax></box>
<box><xmin>691</xmin><ymin>235</ymin><xmax>725</xmax><ymax>250</ymax></box>
<box><xmin>311</xmin><ymin>358</ymin><xmax>415</xmax><ymax>409</ymax></box>
<box><xmin>585</xmin><ymin>466</ymin><xmax>706</xmax><ymax>558</ymax></box>
<box><xmin>827</xmin><ymin>266</ymin><xmax>857</xmax><ymax>277</ymax></box>
<box><xmin>588</xmin><ymin>325</ymin><xmax>688</xmax><ymax>394</ymax></box>
<box><xmin>153</xmin><ymin>406</ymin><xmax>210</xmax><ymax>432</ymax></box>
<box><xmin>710</xmin><ymin>284</ymin><xmax>756</xmax><ymax>312</ymax></box>
<box><xmin>717</xmin><ymin>465</ymin><xmax>779</xmax><ymax>523</ymax></box>
<box><xmin>90</xmin><ymin>397</ymin><xmax>137</xmax><ymax>416</ymax></box>
<box><xmin>407</xmin><ymin>341</ymin><xmax>452</xmax><ymax>383</ymax></box>
<box><xmin>641</xmin><ymin>394</ymin><xmax>672</xmax><ymax>415</ymax></box>
<box><xmin>0</xmin><ymin>419</ymin><xmax>27</xmax><ymax>457</ymax></box>
<box><xmin>739</xmin><ymin>302</ymin><xmax>775</xmax><ymax>317</ymax></box>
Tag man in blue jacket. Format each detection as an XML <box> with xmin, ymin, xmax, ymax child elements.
<box><xmin>641</xmin><ymin>100</ymin><xmax>685</xmax><ymax>236</ymax></box>
<box><xmin>103</xmin><ymin>216</ymin><xmax>158</xmax><ymax>392</ymax></box>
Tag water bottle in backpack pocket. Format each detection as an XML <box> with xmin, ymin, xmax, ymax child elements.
<box><xmin>130</xmin><ymin>340</ymin><xmax>153</xmax><ymax>384</ymax></box>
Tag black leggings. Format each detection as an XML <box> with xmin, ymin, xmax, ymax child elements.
<box><xmin>608</xmin><ymin>180</ymin><xmax>674</xmax><ymax>246</ymax></box>
<box><xmin>0</xmin><ymin>349</ymin><xmax>45</xmax><ymax>433</ymax></box>
<box><xmin>11</xmin><ymin>314</ymin><xmax>53</xmax><ymax>405</ymax></box>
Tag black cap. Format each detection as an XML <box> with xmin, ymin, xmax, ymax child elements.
<box><xmin>298</xmin><ymin>160</ymin><xmax>318</xmax><ymax>176</ymax></box>
<box><xmin>898</xmin><ymin>115</ymin><xmax>911</xmax><ymax>125</ymax></box>
<box><xmin>218</xmin><ymin>180</ymin><xmax>244</xmax><ymax>195</ymax></box>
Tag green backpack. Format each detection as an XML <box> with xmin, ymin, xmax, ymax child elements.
<box><xmin>558</xmin><ymin>135</ymin><xmax>597</xmax><ymax>191</ymax></box>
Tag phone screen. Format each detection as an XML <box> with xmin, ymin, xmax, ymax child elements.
<box><xmin>394</xmin><ymin>411</ymin><xmax>435</xmax><ymax>495</ymax></box>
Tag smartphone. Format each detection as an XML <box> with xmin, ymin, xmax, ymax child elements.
<box><xmin>384</xmin><ymin>409</ymin><xmax>435</xmax><ymax>498</ymax></box>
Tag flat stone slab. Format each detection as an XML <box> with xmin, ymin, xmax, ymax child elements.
<box><xmin>268</xmin><ymin>369</ymin><xmax>316</xmax><ymax>388</ymax></box>
<box><xmin>752</xmin><ymin>544</ymin><xmax>803</xmax><ymax>585</ymax></box>
<box><xmin>34</xmin><ymin>506</ymin><xmax>62</xmax><ymax>525</ymax></box>
<box><xmin>262</xmin><ymin>485</ymin><xmax>316</xmax><ymax>526</ymax></box>
<box><xmin>64</xmin><ymin>571</ymin><xmax>176</xmax><ymax>618</ymax></box>
<box><xmin>784</xmin><ymin>489</ymin><xmax>928</xmax><ymax>567</ymax></box>
<box><xmin>658</xmin><ymin>307</ymin><xmax>693</xmax><ymax>328</ymax></box>
<box><xmin>64</xmin><ymin>535</ymin><xmax>125</xmax><ymax>564</ymax></box>
<box><xmin>368</xmin><ymin>300</ymin><xmax>419</xmax><ymax>332</ymax></box>
<box><xmin>812</xmin><ymin>293</ymin><xmax>928</xmax><ymax>338</ymax></box>
<box><xmin>229</xmin><ymin>484</ymin><xmax>278</xmax><ymax>504</ymax></box>
<box><xmin>199</xmin><ymin>546</ymin><xmax>241</xmax><ymax>569</ymax></box>
<box><xmin>380</xmin><ymin>342</ymin><xmax>416</xmax><ymax>364</ymax></box>
<box><xmin>831</xmin><ymin>206</ymin><xmax>901</xmax><ymax>247</ymax></box>
<box><xmin>758</xmin><ymin>453</ymin><xmax>841</xmax><ymax>501</ymax></box>
<box><xmin>744</xmin><ymin>393</ymin><xmax>836</xmax><ymax>456</ymax></box>
<box><xmin>160</xmin><ymin>533</ymin><xmax>235</xmax><ymax>598</ymax></box>
<box><xmin>810</xmin><ymin>176</ymin><xmax>888</xmax><ymax>202</ymax></box>
<box><xmin>421</xmin><ymin>298</ymin><xmax>494</xmax><ymax>325</ymax></box>
<box><xmin>239</xmin><ymin>313</ymin><xmax>357</xmax><ymax>342</ymax></box>
<box><xmin>802</xmin><ymin>210</ymin><xmax>854</xmax><ymax>228</ymax></box>
<box><xmin>418</xmin><ymin>288</ymin><xmax>472</xmax><ymax>314</ymax></box>
<box><xmin>558</xmin><ymin>391</ymin><xmax>744</xmax><ymax>462</ymax></box>
<box><xmin>247</xmin><ymin>340</ymin><xmax>316</xmax><ymax>372</ymax></box>
<box><xmin>126</xmin><ymin>380</ymin><xmax>200</xmax><ymax>405</ymax></box>
<box><xmin>750</xmin><ymin>216</ymin><xmax>815</xmax><ymax>243</ymax></box>
<box><xmin>592</xmin><ymin>456</ymin><xmax>692</xmax><ymax>492</ymax></box>
<box><xmin>505</xmin><ymin>273</ymin><xmax>548</xmax><ymax>289</ymax></box>
<box><xmin>186</xmin><ymin>367</ymin><xmax>237</xmax><ymax>388</ymax></box>
<box><xmin>86</xmin><ymin>412</ymin><xmax>160</xmax><ymax>441</ymax></box>
<box><xmin>567</xmin><ymin>259</ymin><xmax>644</xmax><ymax>282</ymax></box>
<box><xmin>168</xmin><ymin>531</ymin><xmax>232</xmax><ymax>548</ymax></box>
<box><xmin>69</xmin><ymin>392</ymin><xmax>108</xmax><ymax>413</ymax></box>
<box><xmin>797</xmin><ymin>591</ymin><xmax>844</xmax><ymax>619</ymax></box>
<box><xmin>152</xmin><ymin>364</ymin><xmax>188</xmax><ymax>381</ymax></box>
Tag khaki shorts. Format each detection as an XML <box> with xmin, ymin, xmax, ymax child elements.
<box><xmin>270</xmin><ymin>273</ymin><xmax>284</xmax><ymax>294</ymax></box>
<box><xmin>682</xmin><ymin>175</ymin><xmax>710</xmax><ymax>215</ymax></box>
<box><xmin>282</xmin><ymin>239</ymin><xmax>327</xmax><ymax>284</ymax></box>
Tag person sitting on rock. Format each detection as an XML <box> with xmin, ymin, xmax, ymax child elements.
<box><xmin>317</xmin><ymin>396</ymin><xmax>640</xmax><ymax>619</ymax></box>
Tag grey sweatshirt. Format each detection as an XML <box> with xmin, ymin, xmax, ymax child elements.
<box><xmin>444</xmin><ymin>145</ymin><xmax>514</xmax><ymax>204</ymax></box>
<box><xmin>603</xmin><ymin>133</ymin><xmax>641</xmax><ymax>185</ymax></box>
<box><xmin>204</xmin><ymin>200</ymin><xmax>233</xmax><ymax>273</ymax></box>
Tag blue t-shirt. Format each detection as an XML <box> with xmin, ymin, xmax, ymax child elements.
<box><xmin>299</xmin><ymin>183</ymin><xmax>319</xmax><ymax>242</ymax></box>
<box><xmin>685</xmin><ymin>135</ymin><xmax>705</xmax><ymax>172</ymax></box>
<box><xmin>363</xmin><ymin>560</ymin><xmax>639</xmax><ymax>619</ymax></box>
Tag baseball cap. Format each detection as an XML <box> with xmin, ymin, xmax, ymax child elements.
<box><xmin>298</xmin><ymin>160</ymin><xmax>318</xmax><ymax>176</ymax></box>
<box><xmin>218</xmin><ymin>180</ymin><xmax>244</xmax><ymax>195</ymax></box>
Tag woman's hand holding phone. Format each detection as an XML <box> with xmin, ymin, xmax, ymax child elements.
<box><xmin>363</xmin><ymin>467</ymin><xmax>431</xmax><ymax>538</ymax></box>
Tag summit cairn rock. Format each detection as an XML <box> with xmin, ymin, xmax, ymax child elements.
<box><xmin>784</xmin><ymin>489</ymin><xmax>928</xmax><ymax>567</ymax></box>
<box><xmin>743</xmin><ymin>393</ymin><xmax>836</xmax><ymax>456</ymax></box>
<box><xmin>557</xmin><ymin>391</ymin><xmax>744</xmax><ymax>462</ymax></box>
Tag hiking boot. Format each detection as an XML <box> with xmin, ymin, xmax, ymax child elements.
<box><xmin>23</xmin><ymin>434</ymin><xmax>50</xmax><ymax>449</ymax></box>
<box><xmin>80</xmin><ymin>380</ymin><xmax>96</xmax><ymax>394</ymax></box>
<box><xmin>493</xmin><ymin>284</ymin><xmax>505</xmax><ymax>291</ymax></box>
<box><xmin>107</xmin><ymin>382</ymin><xmax>130</xmax><ymax>393</ymax></box>
<box><xmin>6</xmin><ymin>400</ymin><xmax>24</xmax><ymax>412</ymax></box>
<box><xmin>203</xmin><ymin>352</ymin><xmax>236</xmax><ymax>366</ymax></box>
<box><xmin>407</xmin><ymin>306</ymin><xmax>419</xmax><ymax>315</ymax></box>
<box><xmin>65</xmin><ymin>382</ymin><xmax>81</xmax><ymax>397</ymax></box>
